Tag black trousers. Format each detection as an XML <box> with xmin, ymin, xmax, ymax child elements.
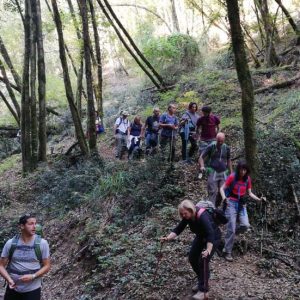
<box><xmin>180</xmin><ymin>132</ymin><xmax>197</xmax><ymax>160</ymax></box>
<box><xmin>188</xmin><ymin>236</ymin><xmax>219</xmax><ymax>293</ymax></box>
<box><xmin>4</xmin><ymin>287</ymin><xmax>41</xmax><ymax>300</ymax></box>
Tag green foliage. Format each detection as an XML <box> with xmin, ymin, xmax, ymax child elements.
<box><xmin>143</xmin><ymin>34</ymin><xmax>200</xmax><ymax>79</ymax></box>
<box><xmin>0</xmin><ymin>154</ymin><xmax>20</xmax><ymax>175</ymax></box>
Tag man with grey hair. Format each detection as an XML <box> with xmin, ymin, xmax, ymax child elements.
<box><xmin>199</xmin><ymin>132</ymin><xmax>233</xmax><ymax>207</ymax></box>
<box><xmin>0</xmin><ymin>214</ymin><xmax>50</xmax><ymax>300</ymax></box>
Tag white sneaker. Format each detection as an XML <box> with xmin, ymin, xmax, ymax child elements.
<box><xmin>192</xmin><ymin>291</ymin><xmax>205</xmax><ymax>300</ymax></box>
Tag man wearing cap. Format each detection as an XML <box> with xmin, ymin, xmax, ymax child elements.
<box><xmin>196</xmin><ymin>106</ymin><xmax>220</xmax><ymax>154</ymax></box>
<box><xmin>0</xmin><ymin>214</ymin><xmax>51</xmax><ymax>300</ymax></box>
<box><xmin>114</xmin><ymin>111</ymin><xmax>130</xmax><ymax>159</ymax></box>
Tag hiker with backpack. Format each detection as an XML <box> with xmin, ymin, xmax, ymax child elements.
<box><xmin>179</xmin><ymin>102</ymin><xmax>200</xmax><ymax>162</ymax></box>
<box><xmin>127</xmin><ymin>116</ymin><xmax>143</xmax><ymax>160</ymax></box>
<box><xmin>220</xmin><ymin>161</ymin><xmax>262</xmax><ymax>262</ymax></box>
<box><xmin>144</xmin><ymin>107</ymin><xmax>160</xmax><ymax>155</ymax></box>
<box><xmin>0</xmin><ymin>214</ymin><xmax>50</xmax><ymax>300</ymax></box>
<box><xmin>159</xmin><ymin>104</ymin><xmax>179</xmax><ymax>162</ymax></box>
<box><xmin>114</xmin><ymin>111</ymin><xmax>130</xmax><ymax>159</ymax></box>
<box><xmin>95</xmin><ymin>110</ymin><xmax>104</xmax><ymax>136</ymax></box>
<box><xmin>161</xmin><ymin>199</ymin><xmax>221</xmax><ymax>300</ymax></box>
<box><xmin>196</xmin><ymin>106</ymin><xmax>220</xmax><ymax>154</ymax></box>
<box><xmin>199</xmin><ymin>132</ymin><xmax>233</xmax><ymax>207</ymax></box>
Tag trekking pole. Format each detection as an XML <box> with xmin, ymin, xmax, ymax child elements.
<box><xmin>203</xmin><ymin>256</ymin><xmax>209</xmax><ymax>299</ymax></box>
<box><xmin>170</xmin><ymin>129</ymin><xmax>174</xmax><ymax>165</ymax></box>
<box><xmin>260</xmin><ymin>199</ymin><xmax>264</xmax><ymax>257</ymax></box>
<box><xmin>153</xmin><ymin>241</ymin><xmax>164</xmax><ymax>283</ymax></box>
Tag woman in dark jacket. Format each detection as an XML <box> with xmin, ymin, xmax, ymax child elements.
<box><xmin>127</xmin><ymin>116</ymin><xmax>143</xmax><ymax>159</ymax></box>
<box><xmin>161</xmin><ymin>199</ymin><xmax>221</xmax><ymax>300</ymax></box>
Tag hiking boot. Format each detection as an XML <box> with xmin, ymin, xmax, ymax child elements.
<box><xmin>192</xmin><ymin>284</ymin><xmax>198</xmax><ymax>293</ymax></box>
<box><xmin>224</xmin><ymin>253</ymin><xmax>233</xmax><ymax>262</ymax></box>
<box><xmin>192</xmin><ymin>291</ymin><xmax>205</xmax><ymax>300</ymax></box>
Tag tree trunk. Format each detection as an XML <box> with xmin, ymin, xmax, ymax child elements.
<box><xmin>274</xmin><ymin>0</ymin><xmax>300</xmax><ymax>45</ymax></box>
<box><xmin>30</xmin><ymin>0</ymin><xmax>38</xmax><ymax>168</ymax></box>
<box><xmin>256</xmin><ymin>0</ymin><xmax>280</xmax><ymax>67</ymax></box>
<box><xmin>225</xmin><ymin>0</ymin><xmax>257</xmax><ymax>176</ymax></box>
<box><xmin>21</xmin><ymin>0</ymin><xmax>33</xmax><ymax>174</ymax></box>
<box><xmin>0</xmin><ymin>59</ymin><xmax>21</xmax><ymax>120</ymax></box>
<box><xmin>101</xmin><ymin>0</ymin><xmax>166</xmax><ymax>88</ymax></box>
<box><xmin>88</xmin><ymin>0</ymin><xmax>104</xmax><ymax>118</ymax></box>
<box><xmin>35</xmin><ymin>0</ymin><xmax>47</xmax><ymax>162</ymax></box>
<box><xmin>14</xmin><ymin>0</ymin><xmax>25</xmax><ymax>26</ymax></box>
<box><xmin>96</xmin><ymin>0</ymin><xmax>161</xmax><ymax>89</ymax></box>
<box><xmin>80</xmin><ymin>0</ymin><xmax>97</xmax><ymax>151</ymax></box>
<box><xmin>76</xmin><ymin>58</ymin><xmax>84</xmax><ymax>117</ymax></box>
<box><xmin>170</xmin><ymin>0</ymin><xmax>180</xmax><ymax>32</ymax></box>
<box><xmin>0</xmin><ymin>34</ymin><xmax>22</xmax><ymax>91</ymax></box>
<box><xmin>51</xmin><ymin>0</ymin><xmax>89</xmax><ymax>156</ymax></box>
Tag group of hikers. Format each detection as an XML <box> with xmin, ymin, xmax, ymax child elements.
<box><xmin>0</xmin><ymin>102</ymin><xmax>264</xmax><ymax>300</ymax></box>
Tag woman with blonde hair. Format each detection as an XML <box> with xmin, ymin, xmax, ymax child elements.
<box><xmin>161</xmin><ymin>199</ymin><xmax>221</xmax><ymax>300</ymax></box>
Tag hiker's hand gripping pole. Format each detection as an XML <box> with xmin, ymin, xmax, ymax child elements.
<box><xmin>160</xmin><ymin>232</ymin><xmax>177</xmax><ymax>242</ymax></box>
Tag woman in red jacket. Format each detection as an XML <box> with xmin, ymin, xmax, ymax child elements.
<box><xmin>220</xmin><ymin>161</ymin><xmax>262</xmax><ymax>261</ymax></box>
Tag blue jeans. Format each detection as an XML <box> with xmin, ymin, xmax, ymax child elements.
<box><xmin>224</xmin><ymin>200</ymin><xmax>250</xmax><ymax>254</ymax></box>
<box><xmin>145</xmin><ymin>132</ymin><xmax>158</xmax><ymax>149</ymax></box>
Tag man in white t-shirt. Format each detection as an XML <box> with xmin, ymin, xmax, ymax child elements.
<box><xmin>114</xmin><ymin>111</ymin><xmax>130</xmax><ymax>159</ymax></box>
<box><xmin>0</xmin><ymin>214</ymin><xmax>51</xmax><ymax>300</ymax></box>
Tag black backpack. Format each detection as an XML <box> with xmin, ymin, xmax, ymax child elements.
<box><xmin>196</xmin><ymin>200</ymin><xmax>228</xmax><ymax>225</ymax></box>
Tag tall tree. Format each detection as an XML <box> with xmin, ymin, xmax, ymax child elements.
<box><xmin>88</xmin><ymin>0</ymin><xmax>103</xmax><ymax>118</ymax></box>
<box><xmin>30</xmin><ymin>0</ymin><xmax>38</xmax><ymax>167</ymax></box>
<box><xmin>0</xmin><ymin>90</ymin><xmax>19</xmax><ymax>125</ymax></box>
<box><xmin>256</xmin><ymin>0</ymin><xmax>280</xmax><ymax>67</ymax></box>
<box><xmin>80</xmin><ymin>0</ymin><xmax>97</xmax><ymax>151</ymax></box>
<box><xmin>35</xmin><ymin>0</ymin><xmax>47</xmax><ymax>162</ymax></box>
<box><xmin>21</xmin><ymin>0</ymin><xmax>33</xmax><ymax>173</ymax></box>
<box><xmin>225</xmin><ymin>0</ymin><xmax>257</xmax><ymax>175</ymax></box>
<box><xmin>170</xmin><ymin>0</ymin><xmax>180</xmax><ymax>32</ymax></box>
<box><xmin>51</xmin><ymin>0</ymin><xmax>89</xmax><ymax>155</ymax></box>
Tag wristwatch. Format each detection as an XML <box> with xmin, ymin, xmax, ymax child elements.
<box><xmin>32</xmin><ymin>274</ymin><xmax>36</xmax><ymax>280</ymax></box>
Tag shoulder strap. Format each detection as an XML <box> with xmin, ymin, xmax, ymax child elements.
<box><xmin>34</xmin><ymin>235</ymin><xmax>43</xmax><ymax>263</ymax></box>
<box><xmin>186</xmin><ymin>112</ymin><xmax>195</xmax><ymax>127</ymax></box>
<box><xmin>8</xmin><ymin>235</ymin><xmax>19</xmax><ymax>262</ymax></box>
<box><xmin>196</xmin><ymin>208</ymin><xmax>206</xmax><ymax>219</ymax></box>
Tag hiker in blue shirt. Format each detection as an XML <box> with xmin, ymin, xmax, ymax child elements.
<box><xmin>179</xmin><ymin>102</ymin><xmax>200</xmax><ymax>162</ymax></box>
<box><xmin>159</xmin><ymin>104</ymin><xmax>179</xmax><ymax>162</ymax></box>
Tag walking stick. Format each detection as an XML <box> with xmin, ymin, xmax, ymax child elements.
<box><xmin>170</xmin><ymin>129</ymin><xmax>174</xmax><ymax>164</ymax></box>
<box><xmin>184</xmin><ymin>121</ymin><xmax>190</xmax><ymax>162</ymax></box>
<box><xmin>153</xmin><ymin>241</ymin><xmax>164</xmax><ymax>282</ymax></box>
<box><xmin>203</xmin><ymin>256</ymin><xmax>209</xmax><ymax>299</ymax></box>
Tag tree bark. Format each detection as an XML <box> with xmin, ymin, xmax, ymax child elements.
<box><xmin>35</xmin><ymin>0</ymin><xmax>47</xmax><ymax>162</ymax></box>
<box><xmin>170</xmin><ymin>0</ymin><xmax>180</xmax><ymax>32</ymax></box>
<box><xmin>225</xmin><ymin>0</ymin><xmax>257</xmax><ymax>176</ymax></box>
<box><xmin>88</xmin><ymin>0</ymin><xmax>104</xmax><ymax>118</ymax></box>
<box><xmin>274</xmin><ymin>0</ymin><xmax>300</xmax><ymax>45</ymax></box>
<box><xmin>51</xmin><ymin>0</ymin><xmax>89</xmax><ymax>156</ymax></box>
<box><xmin>30</xmin><ymin>0</ymin><xmax>38</xmax><ymax>168</ymax></box>
<box><xmin>21</xmin><ymin>0</ymin><xmax>33</xmax><ymax>174</ymax></box>
<box><xmin>96</xmin><ymin>0</ymin><xmax>161</xmax><ymax>89</ymax></box>
<box><xmin>256</xmin><ymin>0</ymin><xmax>280</xmax><ymax>67</ymax></box>
<box><xmin>0</xmin><ymin>59</ymin><xmax>21</xmax><ymax>120</ymax></box>
<box><xmin>0</xmin><ymin>35</ymin><xmax>22</xmax><ymax>91</ymax></box>
<box><xmin>14</xmin><ymin>0</ymin><xmax>25</xmax><ymax>26</ymax></box>
<box><xmin>80</xmin><ymin>0</ymin><xmax>97</xmax><ymax>151</ymax></box>
<box><xmin>101</xmin><ymin>0</ymin><xmax>166</xmax><ymax>88</ymax></box>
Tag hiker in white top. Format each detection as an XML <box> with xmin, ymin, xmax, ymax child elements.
<box><xmin>114</xmin><ymin>111</ymin><xmax>130</xmax><ymax>159</ymax></box>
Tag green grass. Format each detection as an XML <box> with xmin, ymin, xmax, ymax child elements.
<box><xmin>0</xmin><ymin>154</ymin><xmax>20</xmax><ymax>175</ymax></box>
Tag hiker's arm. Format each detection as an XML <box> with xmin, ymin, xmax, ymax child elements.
<box><xmin>220</xmin><ymin>182</ymin><xmax>227</xmax><ymax>201</ymax></box>
<box><xmin>202</xmin><ymin>242</ymin><xmax>213</xmax><ymax>258</ymax></box>
<box><xmin>19</xmin><ymin>258</ymin><xmax>51</xmax><ymax>282</ymax></box>
<box><xmin>0</xmin><ymin>258</ymin><xmax>15</xmax><ymax>288</ymax></box>
<box><xmin>198</xmin><ymin>152</ymin><xmax>207</xmax><ymax>171</ymax></box>
<box><xmin>248</xmin><ymin>189</ymin><xmax>261</xmax><ymax>201</ymax></box>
